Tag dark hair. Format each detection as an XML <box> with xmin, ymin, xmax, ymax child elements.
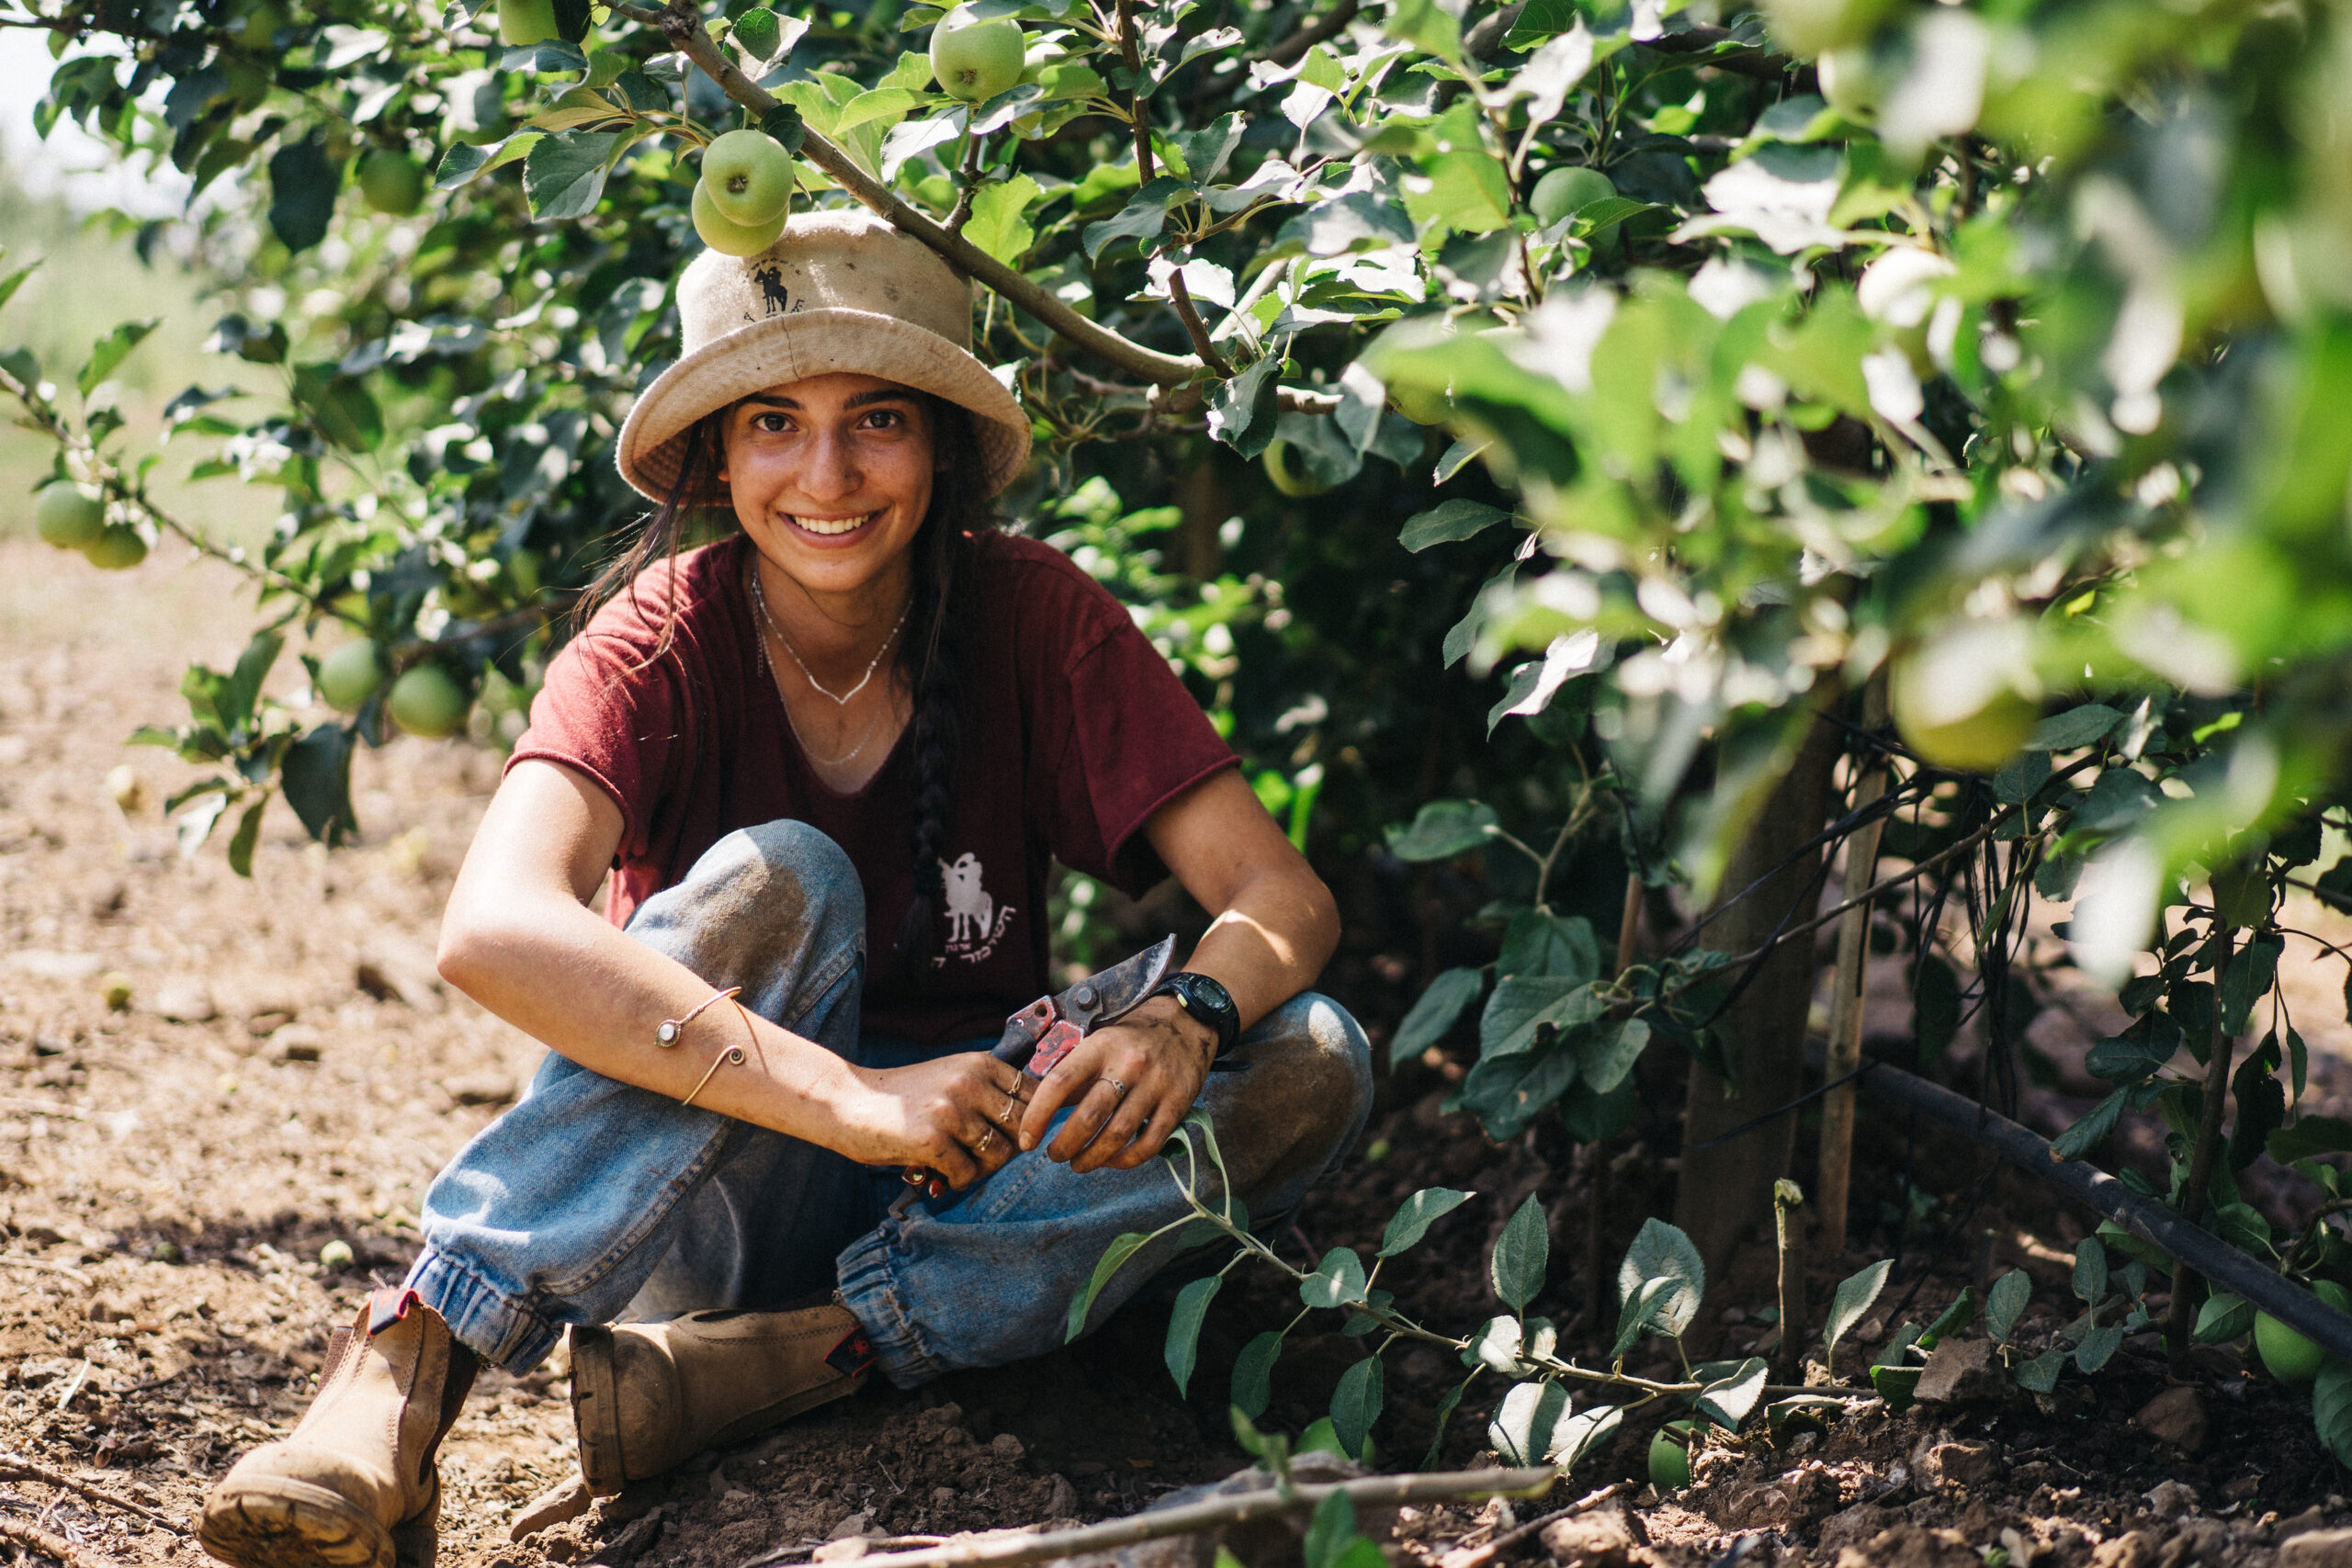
<box><xmin>585</xmin><ymin>396</ymin><xmax>999</xmax><ymax>982</ymax></box>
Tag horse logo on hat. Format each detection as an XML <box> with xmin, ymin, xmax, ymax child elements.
<box><xmin>751</xmin><ymin>262</ymin><xmax>792</xmax><ymax>318</ymax></box>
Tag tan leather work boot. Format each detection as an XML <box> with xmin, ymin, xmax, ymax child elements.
<box><xmin>569</xmin><ymin>1297</ymin><xmax>875</xmax><ymax>1495</ymax></box>
<box><xmin>198</xmin><ymin>1289</ymin><xmax>478</xmax><ymax>1568</ymax></box>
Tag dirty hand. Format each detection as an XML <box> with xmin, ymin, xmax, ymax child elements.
<box><xmin>849</xmin><ymin>1053</ymin><xmax>1034</xmax><ymax>1189</ymax></box>
<box><xmin>1017</xmin><ymin>997</ymin><xmax>1216</xmax><ymax>1173</ymax></box>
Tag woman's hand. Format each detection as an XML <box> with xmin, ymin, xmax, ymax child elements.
<box><xmin>1018</xmin><ymin>997</ymin><xmax>1216</xmax><ymax>1173</ymax></box>
<box><xmin>841</xmin><ymin>1053</ymin><xmax>1035</xmax><ymax>1189</ymax></box>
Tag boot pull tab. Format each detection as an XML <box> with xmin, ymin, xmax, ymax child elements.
<box><xmin>368</xmin><ymin>1287</ymin><xmax>423</xmax><ymax>1337</ymax></box>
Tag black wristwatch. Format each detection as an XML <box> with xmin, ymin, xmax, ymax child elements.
<box><xmin>1147</xmin><ymin>972</ymin><xmax>1240</xmax><ymax>1059</ymax></box>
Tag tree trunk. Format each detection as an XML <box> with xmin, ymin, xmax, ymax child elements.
<box><xmin>1673</xmin><ymin>709</ymin><xmax>1843</xmax><ymax>1275</ymax></box>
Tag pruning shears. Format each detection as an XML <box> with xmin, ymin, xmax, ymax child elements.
<box><xmin>892</xmin><ymin>934</ymin><xmax>1177</xmax><ymax>1211</ymax></box>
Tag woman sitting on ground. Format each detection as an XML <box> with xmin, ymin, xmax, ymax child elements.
<box><xmin>196</xmin><ymin>210</ymin><xmax>1373</xmax><ymax>1568</ymax></box>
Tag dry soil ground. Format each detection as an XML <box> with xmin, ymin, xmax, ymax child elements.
<box><xmin>0</xmin><ymin>536</ymin><xmax>2348</xmax><ymax>1568</ymax></box>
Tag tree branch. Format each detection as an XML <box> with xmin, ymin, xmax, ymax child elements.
<box><xmin>739</xmin><ymin>1468</ymin><xmax>1563</xmax><ymax>1568</ymax></box>
<box><xmin>1117</xmin><ymin>0</ymin><xmax>1229</xmax><ymax>375</ymax></box>
<box><xmin>1265</xmin><ymin>0</ymin><xmax>1360</xmax><ymax>68</ymax></box>
<box><xmin>617</xmin><ymin>0</ymin><xmax>1203</xmax><ymax>387</ymax></box>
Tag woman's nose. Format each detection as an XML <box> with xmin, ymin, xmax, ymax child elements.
<box><xmin>795</xmin><ymin>427</ymin><xmax>860</xmax><ymax>502</ymax></box>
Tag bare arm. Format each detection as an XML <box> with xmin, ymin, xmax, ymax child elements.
<box><xmin>437</xmin><ymin>759</ymin><xmax>1030</xmax><ymax>1187</ymax></box>
<box><xmin>1019</xmin><ymin>766</ymin><xmax>1341</xmax><ymax>1170</ymax></box>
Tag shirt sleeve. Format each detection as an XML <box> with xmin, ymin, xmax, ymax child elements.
<box><xmin>506</xmin><ymin>619</ymin><xmax>693</xmax><ymax>864</ymax></box>
<box><xmin>1046</xmin><ymin>602</ymin><xmax>1239</xmax><ymax>897</ymax></box>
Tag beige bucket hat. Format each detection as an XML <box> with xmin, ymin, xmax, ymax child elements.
<box><xmin>616</xmin><ymin>209</ymin><xmax>1032</xmax><ymax>505</ymax></box>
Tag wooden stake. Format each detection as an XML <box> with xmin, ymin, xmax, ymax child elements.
<box><xmin>1814</xmin><ymin>675</ymin><xmax>1890</xmax><ymax>1261</ymax></box>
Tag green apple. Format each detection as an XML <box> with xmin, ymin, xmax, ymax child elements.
<box><xmin>2256</xmin><ymin>1280</ymin><xmax>2351</xmax><ymax>1388</ymax></box>
<box><xmin>388</xmin><ymin>665</ymin><xmax>469</xmax><ymax>739</ymax></box>
<box><xmin>233</xmin><ymin>0</ymin><xmax>288</xmax><ymax>51</ymax></box>
<box><xmin>1531</xmin><ymin>165</ymin><xmax>1614</xmax><ymax>228</ymax></box>
<box><xmin>692</xmin><ymin>178</ymin><xmax>788</xmax><ymax>257</ymax></box>
<box><xmin>498</xmin><ymin>0</ymin><xmax>560</xmax><ymax>47</ymax></box>
<box><xmin>83</xmin><ymin>525</ymin><xmax>148</xmax><ymax>571</ymax></box>
<box><xmin>34</xmin><ymin>483</ymin><xmax>105</xmax><ymax>551</ymax></box>
<box><xmin>317</xmin><ymin>639</ymin><xmax>389</xmax><ymax>713</ymax></box>
<box><xmin>1263</xmin><ymin>439</ymin><xmax>1334</xmax><ymax>498</ymax></box>
<box><xmin>1889</xmin><ymin>622</ymin><xmax>2041</xmax><ymax>774</ymax></box>
<box><xmin>1648</xmin><ymin>1420</ymin><xmax>1697</xmax><ymax>1491</ymax></box>
<box><xmin>701</xmin><ymin>130</ymin><xmax>796</xmax><ymax>227</ymax></box>
<box><xmin>357</xmin><ymin>151</ymin><xmax>426</xmax><ymax>216</ymax></box>
<box><xmin>1758</xmin><ymin>0</ymin><xmax>1894</xmax><ymax>55</ymax></box>
<box><xmin>1388</xmin><ymin>379</ymin><xmax>1454</xmax><ymax>426</ymax></box>
<box><xmin>930</xmin><ymin>6</ymin><xmax>1025</xmax><ymax>103</ymax></box>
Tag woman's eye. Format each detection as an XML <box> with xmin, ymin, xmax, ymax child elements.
<box><xmin>753</xmin><ymin>412</ymin><xmax>791</xmax><ymax>433</ymax></box>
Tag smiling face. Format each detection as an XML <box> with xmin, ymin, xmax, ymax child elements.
<box><xmin>718</xmin><ymin>371</ymin><xmax>942</xmax><ymax>610</ymax></box>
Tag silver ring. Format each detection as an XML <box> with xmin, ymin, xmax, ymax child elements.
<box><xmin>1107</xmin><ymin>1078</ymin><xmax>1129</xmax><ymax>1099</ymax></box>
<box><xmin>977</xmin><ymin>1125</ymin><xmax>997</xmax><ymax>1153</ymax></box>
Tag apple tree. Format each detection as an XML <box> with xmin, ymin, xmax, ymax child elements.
<box><xmin>12</xmin><ymin>0</ymin><xmax>2352</xmax><ymax>1431</ymax></box>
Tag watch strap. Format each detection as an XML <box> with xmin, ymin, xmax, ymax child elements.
<box><xmin>1148</xmin><ymin>972</ymin><xmax>1239</xmax><ymax>1059</ymax></box>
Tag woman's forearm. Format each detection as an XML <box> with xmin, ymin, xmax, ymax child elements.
<box><xmin>1182</xmin><ymin>862</ymin><xmax>1340</xmax><ymax>1030</ymax></box>
<box><xmin>436</xmin><ymin>895</ymin><xmax>871</xmax><ymax>1145</ymax></box>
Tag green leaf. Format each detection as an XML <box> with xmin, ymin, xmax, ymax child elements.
<box><xmin>1612</xmin><ymin>1276</ymin><xmax>1675</xmax><ymax>1359</ymax></box>
<box><xmin>1616</xmin><ymin>1218</ymin><xmax>1705</xmax><ymax>1337</ymax></box>
<box><xmin>1379</xmin><ymin>1187</ymin><xmax>1474</xmax><ymax>1257</ymax></box>
<box><xmin>1469</xmin><ymin>1314</ymin><xmax>1524</xmax><ymax>1374</ymax></box>
<box><xmin>1498</xmin><ymin>910</ymin><xmax>1600</xmax><ymax>982</ymax></box>
<box><xmin>1403</xmin><ymin>147</ymin><xmax>1513</xmax><ymax>238</ymax></box>
<box><xmin>1301</xmin><ymin>1246</ymin><xmax>1369</xmax><ymax>1309</ymax></box>
<box><xmin>1548</xmin><ymin>1402</ymin><xmax>1622</xmax><ymax>1471</ymax></box>
<box><xmin>2049</xmin><ymin>1087</ymin><xmax>2127</xmax><ymax>1161</ymax></box>
<box><xmin>2271</xmin><ymin>1115</ymin><xmax>2352</xmax><ymax>1162</ymax></box>
<box><xmin>1164</xmin><ymin>1274</ymin><xmax>1221</xmax><ymax>1396</ymax></box>
<box><xmin>836</xmin><ymin>85</ymin><xmax>926</xmax><ymax>133</ymax></box>
<box><xmin>1490</xmin><ymin>1192</ymin><xmax>1548</xmax><ymax>1311</ymax></box>
<box><xmin>2026</xmin><ymin>704</ymin><xmax>2122</xmax><ymax>750</ymax></box>
<box><xmin>2014</xmin><ymin>1348</ymin><xmax>2065</xmax><ymax>1393</ymax></box>
<box><xmin>1696</xmin><ymin>1357</ymin><xmax>1769</xmax><ymax>1431</ymax></box>
<box><xmin>225</xmin><ymin>796</ymin><xmax>266</xmax><ymax>878</ymax></box>
<box><xmin>1401</xmin><ymin>499</ymin><xmax>1513</xmax><ymax>551</ymax></box>
<box><xmin>1487</xmin><ymin>1380</ymin><xmax>1568</xmax><ymax>1465</ymax></box>
<box><xmin>1385</xmin><ymin>0</ymin><xmax>1462</xmax><ymax>63</ymax></box>
<box><xmin>2222</xmin><ymin>935</ymin><xmax>2283</xmax><ymax>1036</ymax></box>
<box><xmin>2072</xmin><ymin>1236</ymin><xmax>2108</xmax><ymax>1306</ymax></box>
<box><xmin>1304</xmin><ymin>1492</ymin><xmax>1355</xmax><ymax>1568</ymax></box>
<box><xmin>1918</xmin><ymin>1288</ymin><xmax>1978</xmax><ymax>1349</ymax></box>
<box><xmin>964</xmin><ymin>173</ymin><xmax>1040</xmax><ymax>267</ymax></box>
<box><xmin>290</xmin><ymin>365</ymin><xmax>384</xmax><ymax>452</ymax></box>
<box><xmin>2073</xmin><ymin>1323</ymin><xmax>2123</xmax><ymax>1373</ymax></box>
<box><xmin>1081</xmin><ymin>175</ymin><xmax>1185</xmax><ymax>260</ymax></box>
<box><xmin>1578</xmin><ymin>1018</ymin><xmax>1651</xmax><ymax>1095</ymax></box>
<box><xmin>1329</xmin><ymin>1356</ymin><xmax>1383</xmax><ymax>1460</ymax></box>
<box><xmin>2316</xmin><ymin>1359</ymin><xmax>2352</xmax><ymax>1467</ymax></box>
<box><xmin>0</xmin><ymin>261</ymin><xmax>38</xmax><ymax>314</ymax></box>
<box><xmin>1477</xmin><ymin>975</ymin><xmax>1586</xmax><ymax>1057</ymax></box>
<box><xmin>1230</xmin><ymin>1329</ymin><xmax>1282</xmax><ymax>1418</ymax></box>
<box><xmin>1870</xmin><ymin>1363</ymin><xmax>1923</xmax><ymax>1410</ymax></box>
<box><xmin>78</xmin><ymin>318</ymin><xmax>159</xmax><ymax>398</ymax></box>
<box><xmin>524</xmin><ymin>130</ymin><xmax>622</xmax><ymax>219</ymax></box>
<box><xmin>1391</xmin><ymin>969</ymin><xmax>1484</xmax><ymax>1059</ymax></box>
<box><xmin>1066</xmin><ymin>1231</ymin><xmax>1149</xmax><ymax>1341</ymax></box>
<box><xmin>1385</xmin><ymin>798</ymin><xmax>1498</xmax><ymax>860</ymax></box>
<box><xmin>281</xmin><ymin>725</ymin><xmax>357</xmax><ymax>846</ymax></box>
<box><xmin>1421</xmin><ymin>1373</ymin><xmax>1475</xmax><ymax>1471</ymax></box>
<box><xmin>2194</xmin><ymin>1292</ymin><xmax>2254</xmax><ymax>1344</ymax></box>
<box><xmin>2085</xmin><ymin>1032</ymin><xmax>2175</xmax><ymax>1083</ymax></box>
<box><xmin>267</xmin><ymin>135</ymin><xmax>338</xmax><ymax>254</ymax></box>
<box><xmin>1824</xmin><ymin>1259</ymin><xmax>1892</xmax><ymax>1367</ymax></box>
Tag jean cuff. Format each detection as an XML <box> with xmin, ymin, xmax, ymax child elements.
<box><xmin>835</xmin><ymin>1223</ymin><xmax>943</xmax><ymax>1389</ymax></box>
<box><xmin>404</xmin><ymin>1247</ymin><xmax>566</xmax><ymax>1373</ymax></box>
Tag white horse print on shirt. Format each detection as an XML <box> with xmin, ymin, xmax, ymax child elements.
<box><xmin>936</xmin><ymin>852</ymin><xmax>1014</xmax><ymax>965</ymax></box>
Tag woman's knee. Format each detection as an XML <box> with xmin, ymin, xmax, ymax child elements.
<box><xmin>1214</xmin><ymin>993</ymin><xmax>1374</xmax><ymax>1189</ymax></box>
<box><xmin>633</xmin><ymin>821</ymin><xmax>865</xmax><ymax>948</ymax></box>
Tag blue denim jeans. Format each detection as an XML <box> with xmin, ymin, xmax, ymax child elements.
<box><xmin>404</xmin><ymin>820</ymin><xmax>1374</xmax><ymax>1388</ymax></box>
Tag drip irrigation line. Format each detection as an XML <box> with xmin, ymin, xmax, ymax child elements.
<box><xmin>1854</xmin><ymin>1059</ymin><xmax>2352</xmax><ymax>1366</ymax></box>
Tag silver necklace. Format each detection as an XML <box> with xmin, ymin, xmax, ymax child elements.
<box><xmin>749</xmin><ymin>564</ymin><xmax>910</xmax><ymax>706</ymax></box>
<box><xmin>745</xmin><ymin>561</ymin><xmax>901</xmax><ymax>770</ymax></box>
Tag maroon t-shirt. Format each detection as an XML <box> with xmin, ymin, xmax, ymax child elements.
<box><xmin>510</xmin><ymin>532</ymin><xmax>1238</xmax><ymax>1047</ymax></box>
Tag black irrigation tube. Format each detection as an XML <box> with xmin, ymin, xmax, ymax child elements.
<box><xmin>1859</xmin><ymin>1058</ymin><xmax>2352</xmax><ymax>1367</ymax></box>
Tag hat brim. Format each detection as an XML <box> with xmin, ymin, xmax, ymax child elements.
<box><xmin>616</xmin><ymin>307</ymin><xmax>1033</xmax><ymax>507</ymax></box>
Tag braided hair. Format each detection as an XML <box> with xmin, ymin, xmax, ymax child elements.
<box><xmin>584</xmin><ymin>394</ymin><xmax>999</xmax><ymax>982</ymax></box>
